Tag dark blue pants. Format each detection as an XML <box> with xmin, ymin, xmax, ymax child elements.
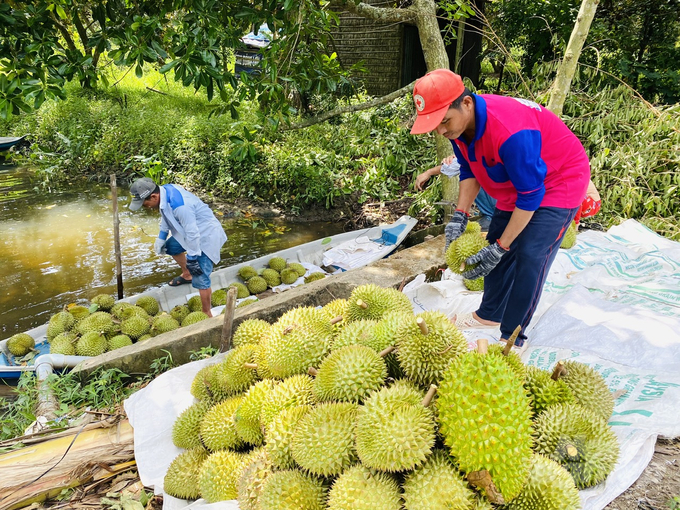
<box><xmin>477</xmin><ymin>206</ymin><xmax>578</xmax><ymax>343</ymax></box>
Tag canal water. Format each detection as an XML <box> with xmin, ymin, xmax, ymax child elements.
<box><xmin>0</xmin><ymin>166</ymin><xmax>346</xmax><ymax>338</ymax></box>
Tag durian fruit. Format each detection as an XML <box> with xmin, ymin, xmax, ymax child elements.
<box><xmin>182</xmin><ymin>311</ymin><xmax>209</xmax><ymax>327</ymax></box>
<box><xmin>280</xmin><ymin>268</ymin><xmax>299</xmax><ymax>285</ymax></box>
<box><xmin>191</xmin><ymin>363</ymin><xmax>223</xmax><ymax>403</ymax></box>
<box><xmin>150</xmin><ymin>314</ymin><xmax>180</xmax><ymax>336</ymax></box>
<box><xmin>91</xmin><ymin>293</ymin><xmax>116</xmax><ymax>312</ymax></box>
<box><xmin>121</xmin><ymin>315</ymin><xmax>151</xmax><ymax>340</ymax></box>
<box><xmin>238</xmin><ymin>298</ymin><xmax>259</xmax><ymax>308</ymax></box>
<box><xmin>253</xmin><ymin>344</ymin><xmax>274</xmax><ymax>380</ymax></box>
<box><xmin>261</xmin><ymin>268</ymin><xmax>281</xmax><ymax>288</ymax></box>
<box><xmin>67</xmin><ymin>304</ymin><xmax>91</xmax><ymax>322</ymax></box>
<box><xmin>247</xmin><ymin>276</ymin><xmax>268</xmax><ymax>295</ymax></box>
<box><xmin>238</xmin><ymin>448</ymin><xmax>273</xmax><ymax>510</ymax></box>
<box><xmin>402</xmin><ymin>450</ymin><xmax>476</xmax><ymax>510</ymax></box>
<box><xmin>164</xmin><ymin>447</ymin><xmax>209</xmax><ymax>500</ymax></box>
<box><xmin>560</xmin><ymin>221</ymin><xmax>578</xmax><ymax>249</ymax></box>
<box><xmin>76</xmin><ymin>311</ymin><xmax>115</xmax><ymax>336</ymax></box>
<box><xmin>172</xmin><ymin>401</ymin><xmax>211</xmax><ymax>449</ymax></box>
<box><xmin>108</xmin><ymin>334</ymin><xmax>133</xmax><ymax>350</ymax></box>
<box><xmin>229</xmin><ymin>282</ymin><xmax>251</xmax><ymax>299</ymax></box>
<box><xmin>438</xmin><ymin>350</ymin><xmax>534</xmax><ymax>503</ymax></box>
<box><xmin>268</xmin><ymin>256</ymin><xmax>287</xmax><ymax>272</ymax></box>
<box><xmin>7</xmin><ymin>333</ymin><xmax>35</xmax><ymax>357</ymax></box>
<box><xmin>265</xmin><ymin>405</ymin><xmax>313</xmax><ymax>469</ymax></box>
<box><xmin>170</xmin><ymin>304</ymin><xmax>191</xmax><ymax>323</ymax></box>
<box><xmin>466</xmin><ymin>221</ymin><xmax>483</xmax><ymax>235</ymax></box>
<box><xmin>559</xmin><ymin>360</ymin><xmax>615</xmax><ymax>420</ymax></box>
<box><xmin>260</xmin><ymin>374</ymin><xmax>316</xmax><ymax>432</ymax></box>
<box><xmin>46</xmin><ymin>311</ymin><xmax>76</xmax><ymax>340</ymax></box>
<box><xmin>233</xmin><ymin>318</ymin><xmax>270</xmax><ymax>347</ymax></box>
<box><xmin>110</xmin><ymin>302</ymin><xmax>134</xmax><ymax>320</ymax></box>
<box><xmin>327</xmin><ymin>464</ymin><xmax>402</xmax><ymax>510</ymax></box>
<box><xmin>213</xmin><ymin>344</ymin><xmax>260</xmax><ymax>396</ymax></box>
<box><xmin>259</xmin><ymin>470</ymin><xmax>327</xmax><ymax>510</ymax></box>
<box><xmin>198</xmin><ymin>449</ymin><xmax>248</xmax><ymax>503</ymax></box>
<box><xmin>187</xmin><ymin>295</ymin><xmax>203</xmax><ymax>313</ymax></box>
<box><xmin>321</xmin><ymin>298</ymin><xmax>348</xmax><ymax>335</ymax></box>
<box><xmin>533</xmin><ymin>402</ymin><xmax>619</xmax><ymax>489</ymax></box>
<box><xmin>135</xmin><ymin>295</ymin><xmax>160</xmax><ymax>316</ymax></box>
<box><xmin>239</xmin><ymin>265</ymin><xmax>258</xmax><ymax>281</ymax></box>
<box><xmin>75</xmin><ymin>331</ymin><xmax>108</xmax><ymax>356</ymax></box>
<box><xmin>445</xmin><ymin>231</ymin><xmax>488</xmax><ymax>274</ymax></box>
<box><xmin>346</xmin><ymin>284</ymin><xmax>412</xmax><ymax>322</ymax></box>
<box><xmin>118</xmin><ymin>305</ymin><xmax>150</xmax><ymax>321</ymax></box>
<box><xmin>287</xmin><ymin>262</ymin><xmax>306</xmax><ymax>277</ymax></box>
<box><xmin>464</xmin><ymin>277</ymin><xmax>485</xmax><ymax>291</ymax></box>
<box><xmin>507</xmin><ymin>453</ymin><xmax>581</xmax><ymax>510</ymax></box>
<box><xmin>235</xmin><ymin>379</ymin><xmax>277</xmax><ymax>446</ymax></box>
<box><xmin>396</xmin><ymin>311</ymin><xmax>467</xmax><ymax>387</ymax></box>
<box><xmin>330</xmin><ymin>319</ymin><xmax>378</xmax><ymax>351</ymax></box>
<box><xmin>200</xmin><ymin>395</ymin><xmax>245</xmax><ymax>451</ymax></box>
<box><xmin>304</xmin><ymin>272</ymin><xmax>326</xmax><ymax>283</ymax></box>
<box><xmin>313</xmin><ymin>345</ymin><xmax>387</xmax><ymax>403</ymax></box>
<box><xmin>488</xmin><ymin>343</ymin><xmax>527</xmax><ymax>381</ymax></box>
<box><xmin>290</xmin><ymin>402</ymin><xmax>359</xmax><ymax>476</ymax></box>
<box><xmin>50</xmin><ymin>331</ymin><xmax>77</xmax><ymax>355</ymax></box>
<box><xmin>525</xmin><ymin>365</ymin><xmax>574</xmax><ymax>416</ymax></box>
<box><xmin>211</xmin><ymin>288</ymin><xmax>227</xmax><ymax>306</ymax></box>
<box><xmin>137</xmin><ymin>334</ymin><xmax>152</xmax><ymax>342</ymax></box>
<box><xmin>372</xmin><ymin>310</ymin><xmax>413</xmax><ymax>378</ymax></box>
<box><xmin>355</xmin><ymin>380</ymin><xmax>435</xmax><ymax>472</ymax></box>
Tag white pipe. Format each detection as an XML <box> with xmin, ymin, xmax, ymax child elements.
<box><xmin>34</xmin><ymin>354</ymin><xmax>89</xmax><ymax>381</ymax></box>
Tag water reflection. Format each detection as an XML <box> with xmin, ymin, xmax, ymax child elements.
<box><xmin>0</xmin><ymin>166</ymin><xmax>345</xmax><ymax>337</ymax></box>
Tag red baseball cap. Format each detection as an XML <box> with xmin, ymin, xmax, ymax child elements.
<box><xmin>410</xmin><ymin>69</ymin><xmax>465</xmax><ymax>134</ymax></box>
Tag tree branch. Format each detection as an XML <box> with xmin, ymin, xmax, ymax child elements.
<box><xmin>50</xmin><ymin>15</ymin><xmax>78</xmax><ymax>52</ymax></box>
<box><xmin>334</xmin><ymin>0</ymin><xmax>417</xmax><ymax>23</ymax></box>
<box><xmin>284</xmin><ymin>80</ymin><xmax>415</xmax><ymax>130</ymax></box>
<box><xmin>72</xmin><ymin>10</ymin><xmax>90</xmax><ymax>55</ymax></box>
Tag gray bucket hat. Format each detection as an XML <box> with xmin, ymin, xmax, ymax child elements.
<box><xmin>129</xmin><ymin>177</ymin><xmax>157</xmax><ymax>211</ymax></box>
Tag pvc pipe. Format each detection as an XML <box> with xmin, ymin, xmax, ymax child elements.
<box><xmin>34</xmin><ymin>354</ymin><xmax>89</xmax><ymax>381</ymax></box>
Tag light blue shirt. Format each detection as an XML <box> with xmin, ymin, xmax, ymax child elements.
<box><xmin>158</xmin><ymin>184</ymin><xmax>227</xmax><ymax>264</ymax></box>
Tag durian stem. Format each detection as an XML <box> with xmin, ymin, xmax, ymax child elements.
<box><xmin>356</xmin><ymin>299</ymin><xmax>368</xmax><ymax>309</ymax></box>
<box><xmin>398</xmin><ymin>277</ymin><xmax>407</xmax><ymax>292</ymax></box>
<box><xmin>219</xmin><ymin>286</ymin><xmax>239</xmax><ymax>352</ymax></box>
<box><xmin>330</xmin><ymin>315</ymin><xmax>343</xmax><ymax>325</ymax></box>
<box><xmin>551</xmin><ymin>361</ymin><xmax>566</xmax><ymax>380</ymax></box>
<box><xmin>468</xmin><ymin>470</ymin><xmax>505</xmax><ymax>505</ymax></box>
<box><xmin>421</xmin><ymin>385</ymin><xmax>438</xmax><ymax>407</ymax></box>
<box><xmin>379</xmin><ymin>345</ymin><xmax>396</xmax><ymax>357</ymax></box>
<box><xmin>244</xmin><ymin>363</ymin><xmax>258</xmax><ymax>370</ymax></box>
<box><xmin>502</xmin><ymin>325</ymin><xmax>522</xmax><ymax>356</ymax></box>
<box><xmin>416</xmin><ymin>317</ymin><xmax>429</xmax><ymax>335</ymax></box>
<box><xmin>307</xmin><ymin>367</ymin><xmax>319</xmax><ymax>377</ymax></box>
<box><xmin>476</xmin><ymin>338</ymin><xmax>488</xmax><ymax>354</ymax></box>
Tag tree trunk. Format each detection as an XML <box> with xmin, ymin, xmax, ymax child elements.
<box><xmin>547</xmin><ymin>0</ymin><xmax>600</xmax><ymax>115</ymax></box>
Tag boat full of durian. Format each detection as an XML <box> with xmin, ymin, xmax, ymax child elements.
<box><xmin>0</xmin><ymin>215</ymin><xmax>417</xmax><ymax>379</ymax></box>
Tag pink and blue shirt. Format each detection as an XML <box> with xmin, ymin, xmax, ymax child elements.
<box><xmin>453</xmin><ymin>94</ymin><xmax>590</xmax><ymax>212</ymax></box>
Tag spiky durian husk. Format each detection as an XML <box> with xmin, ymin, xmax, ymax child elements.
<box><xmin>76</xmin><ymin>311</ymin><xmax>115</xmax><ymax>336</ymax></box>
<box><xmin>268</xmin><ymin>257</ymin><xmax>287</xmax><ymax>272</ymax></box>
<box><xmin>327</xmin><ymin>464</ymin><xmax>402</xmax><ymax>510</ymax></box>
<box><xmin>261</xmin><ymin>268</ymin><xmax>281</xmax><ymax>288</ymax></box>
<box><xmin>91</xmin><ymin>294</ymin><xmax>116</xmax><ymax>311</ymax></box>
<box><xmin>533</xmin><ymin>403</ymin><xmax>619</xmax><ymax>488</ymax></box>
<box><xmin>355</xmin><ymin>380</ymin><xmax>435</xmax><ymax>472</ymax></box>
<box><xmin>237</xmin><ymin>298</ymin><xmax>259</xmax><ymax>308</ymax></box>
<box><xmin>445</xmin><ymin>232</ymin><xmax>488</xmax><ymax>274</ymax></box>
<box><xmin>396</xmin><ymin>311</ymin><xmax>467</xmax><ymax>387</ymax></box>
<box><xmin>464</xmin><ymin>277</ymin><xmax>485</xmax><ymax>291</ymax></box>
<box><xmin>330</xmin><ymin>319</ymin><xmax>379</xmax><ymax>351</ymax></box>
<box><xmin>164</xmin><ymin>447</ymin><xmax>208</xmax><ymax>500</ymax></box>
<box><xmin>560</xmin><ymin>221</ymin><xmax>577</xmax><ymax>249</ymax></box>
<box><xmin>170</xmin><ymin>304</ymin><xmax>191</xmax><ymax>323</ymax></box>
<box><xmin>239</xmin><ymin>265</ymin><xmax>258</xmax><ymax>281</ymax></box>
<box><xmin>187</xmin><ymin>295</ymin><xmax>203</xmax><ymax>312</ymax></box>
<box><xmin>507</xmin><ymin>454</ymin><xmax>581</xmax><ymax>510</ymax></box>
<box><xmin>150</xmin><ymin>314</ymin><xmax>180</xmax><ymax>336</ymax></box>
<box><xmin>233</xmin><ymin>318</ymin><xmax>271</xmax><ymax>347</ymax></box>
<box><xmin>50</xmin><ymin>331</ymin><xmax>77</xmax><ymax>355</ymax></box>
<box><xmin>438</xmin><ymin>351</ymin><xmax>534</xmax><ymax>502</ymax></box>
<box><xmin>280</xmin><ymin>268</ymin><xmax>299</xmax><ymax>285</ymax></box>
<box><xmin>135</xmin><ymin>295</ymin><xmax>160</xmax><ymax>316</ymax></box>
<box><xmin>67</xmin><ymin>304</ymin><xmax>91</xmax><ymax>321</ymax></box>
<box><xmin>107</xmin><ymin>334</ymin><xmax>133</xmax><ymax>351</ymax></box>
<box><xmin>7</xmin><ymin>333</ymin><xmax>35</xmax><ymax>356</ymax></box>
<box><xmin>47</xmin><ymin>311</ymin><xmax>76</xmax><ymax>339</ymax></box>
<box><xmin>172</xmin><ymin>401</ymin><xmax>211</xmax><ymax>449</ymax></box>
<box><xmin>321</xmin><ymin>298</ymin><xmax>349</xmax><ymax>336</ymax></box>
<box><xmin>287</xmin><ymin>262</ymin><xmax>306</xmax><ymax>277</ymax></box>
<box><xmin>304</xmin><ymin>272</ymin><xmax>326</xmax><ymax>283</ymax></box>
<box><xmin>259</xmin><ymin>470</ymin><xmax>327</xmax><ymax>510</ymax></box>
<box><xmin>211</xmin><ymin>288</ymin><xmax>227</xmax><ymax>306</ymax></box>
<box><xmin>229</xmin><ymin>282</ymin><xmax>251</xmax><ymax>299</ymax></box>
<box><xmin>118</xmin><ymin>305</ymin><xmax>150</xmax><ymax>321</ymax></box>
<box><xmin>290</xmin><ymin>402</ymin><xmax>359</xmax><ymax>477</ymax></box>
<box><xmin>120</xmin><ymin>315</ymin><xmax>151</xmax><ymax>340</ymax></box>
<box><xmin>402</xmin><ymin>450</ymin><xmax>475</xmax><ymax>510</ymax></box>
<box><xmin>198</xmin><ymin>449</ymin><xmax>248</xmax><ymax>503</ymax></box>
<box><xmin>346</xmin><ymin>284</ymin><xmax>412</xmax><ymax>322</ymax></box>
<box><xmin>238</xmin><ymin>449</ymin><xmax>273</xmax><ymax>510</ymax></box>
<box><xmin>190</xmin><ymin>363</ymin><xmax>222</xmax><ymax>403</ymax></box>
<box><xmin>373</xmin><ymin>310</ymin><xmax>413</xmax><ymax>378</ymax></box>
<box><xmin>524</xmin><ymin>366</ymin><xmax>574</xmax><ymax>416</ymax></box>
<box><xmin>313</xmin><ymin>345</ymin><xmax>387</xmax><ymax>403</ymax></box>
<box><xmin>260</xmin><ymin>374</ymin><xmax>316</xmax><ymax>432</ymax></box>
<box><xmin>466</xmin><ymin>221</ymin><xmax>483</xmax><ymax>234</ymax></box>
<box><xmin>559</xmin><ymin>360</ymin><xmax>615</xmax><ymax>420</ymax></box>
<box><xmin>264</xmin><ymin>405</ymin><xmax>313</xmax><ymax>470</ymax></box>
<box><xmin>252</xmin><ymin>344</ymin><xmax>274</xmax><ymax>380</ymax></box>
<box><xmin>200</xmin><ymin>395</ymin><xmax>245</xmax><ymax>451</ymax></box>
<box><xmin>213</xmin><ymin>344</ymin><xmax>260</xmax><ymax>396</ymax></box>
<box><xmin>75</xmin><ymin>331</ymin><xmax>107</xmax><ymax>356</ymax></box>
<box><xmin>182</xmin><ymin>311</ymin><xmax>209</xmax><ymax>327</ymax></box>
<box><xmin>488</xmin><ymin>343</ymin><xmax>527</xmax><ymax>381</ymax></box>
<box><xmin>235</xmin><ymin>379</ymin><xmax>277</xmax><ymax>446</ymax></box>
<box><xmin>247</xmin><ymin>276</ymin><xmax>268</xmax><ymax>294</ymax></box>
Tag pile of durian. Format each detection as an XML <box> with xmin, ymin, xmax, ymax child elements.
<box><xmin>164</xmin><ymin>283</ymin><xmax>619</xmax><ymax>510</ymax></box>
<box><xmin>237</xmin><ymin>257</ymin><xmax>327</xmax><ymax>296</ymax></box>
<box><xmin>445</xmin><ymin>222</ymin><xmax>488</xmax><ymax>292</ymax></box>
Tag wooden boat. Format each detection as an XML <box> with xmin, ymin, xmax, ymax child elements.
<box><xmin>0</xmin><ymin>215</ymin><xmax>418</xmax><ymax>379</ymax></box>
<box><xmin>0</xmin><ymin>135</ymin><xmax>27</xmax><ymax>151</ymax></box>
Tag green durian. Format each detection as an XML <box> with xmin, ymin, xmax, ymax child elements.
<box><xmin>211</xmin><ymin>288</ymin><xmax>228</xmax><ymax>306</ymax></box>
<box><xmin>327</xmin><ymin>464</ymin><xmax>402</xmax><ymax>510</ymax></box>
<box><xmin>213</xmin><ymin>344</ymin><xmax>260</xmax><ymax>396</ymax></box>
<box><xmin>445</xmin><ymin>231</ymin><xmax>488</xmax><ymax>274</ymax></box>
<box><xmin>237</xmin><ymin>298</ymin><xmax>259</xmax><ymax>308</ymax></box>
<box><xmin>164</xmin><ymin>447</ymin><xmax>208</xmax><ymax>500</ymax></box>
<box><xmin>229</xmin><ymin>282</ymin><xmax>251</xmax><ymax>299</ymax></box>
<box><xmin>260</xmin><ymin>374</ymin><xmax>316</xmax><ymax>432</ymax></box>
<box><xmin>464</xmin><ymin>277</ymin><xmax>485</xmax><ymax>291</ymax></box>
<box><xmin>190</xmin><ymin>363</ymin><xmax>222</xmax><ymax>403</ymax></box>
<box><xmin>110</xmin><ymin>302</ymin><xmax>133</xmax><ymax>320</ymax></box>
<box><xmin>7</xmin><ymin>333</ymin><xmax>35</xmax><ymax>357</ymax></box>
<box><xmin>304</xmin><ymin>272</ymin><xmax>326</xmax><ymax>283</ymax></box>
<box><xmin>265</xmin><ymin>405</ymin><xmax>313</xmax><ymax>469</ymax></box>
<box><xmin>135</xmin><ymin>295</ymin><xmax>160</xmax><ymax>316</ymax></box>
<box><xmin>372</xmin><ymin>310</ymin><xmax>413</xmax><ymax>378</ymax></box>
<box><xmin>235</xmin><ymin>379</ymin><xmax>277</xmax><ymax>446</ymax></box>
<box><xmin>120</xmin><ymin>315</ymin><xmax>151</xmax><ymax>340</ymax></box>
<box><xmin>466</xmin><ymin>221</ymin><xmax>483</xmax><ymax>234</ymax></box>
<box><xmin>200</xmin><ymin>395</ymin><xmax>246</xmax><ymax>451</ymax></box>
<box><xmin>261</xmin><ymin>268</ymin><xmax>281</xmax><ymax>288</ymax></box>
<box><xmin>259</xmin><ymin>470</ymin><xmax>327</xmax><ymax>510</ymax></box>
<box><xmin>488</xmin><ymin>343</ymin><xmax>527</xmax><ymax>381</ymax></box>
<box><xmin>280</xmin><ymin>268</ymin><xmax>299</xmax><ymax>285</ymax></box>
<box><xmin>182</xmin><ymin>311</ymin><xmax>209</xmax><ymax>327</ymax></box>
<box><xmin>507</xmin><ymin>454</ymin><xmax>581</xmax><ymax>510</ymax></box>
<box><xmin>559</xmin><ymin>360</ymin><xmax>615</xmax><ymax>420</ymax></box>
<box><xmin>172</xmin><ymin>401</ymin><xmax>211</xmax><ymax>449</ymax></box>
<box><xmin>321</xmin><ymin>298</ymin><xmax>348</xmax><ymax>335</ymax></box>
<box><xmin>47</xmin><ymin>311</ymin><xmax>76</xmax><ymax>339</ymax></box>
<box><xmin>330</xmin><ymin>319</ymin><xmax>379</xmax><ymax>351</ymax></box>
<box><xmin>75</xmin><ymin>331</ymin><xmax>107</xmax><ymax>356</ymax></box>
<box><xmin>525</xmin><ymin>365</ymin><xmax>574</xmax><ymax>416</ymax></box>
<box><xmin>187</xmin><ymin>295</ymin><xmax>203</xmax><ymax>313</ymax></box>
<box><xmin>137</xmin><ymin>334</ymin><xmax>152</xmax><ymax>342</ymax></box>
<box><xmin>346</xmin><ymin>284</ymin><xmax>412</xmax><ymax>322</ymax></box>
<box><xmin>198</xmin><ymin>449</ymin><xmax>248</xmax><ymax>503</ymax></box>
<box><xmin>50</xmin><ymin>331</ymin><xmax>77</xmax><ymax>355</ymax></box>
<box><xmin>247</xmin><ymin>276</ymin><xmax>268</xmax><ymax>295</ymax></box>
<box><xmin>238</xmin><ymin>448</ymin><xmax>273</xmax><ymax>510</ymax></box>
<box><xmin>91</xmin><ymin>293</ymin><xmax>116</xmax><ymax>311</ymax></box>
<box><xmin>67</xmin><ymin>304</ymin><xmax>91</xmax><ymax>321</ymax></box>
<box><xmin>118</xmin><ymin>305</ymin><xmax>149</xmax><ymax>321</ymax></box>
<box><xmin>560</xmin><ymin>221</ymin><xmax>578</xmax><ymax>249</ymax></box>
<box><xmin>107</xmin><ymin>334</ymin><xmax>133</xmax><ymax>350</ymax></box>
<box><xmin>287</xmin><ymin>262</ymin><xmax>306</xmax><ymax>277</ymax></box>
<box><xmin>268</xmin><ymin>256</ymin><xmax>287</xmax><ymax>272</ymax></box>
<box><xmin>170</xmin><ymin>304</ymin><xmax>191</xmax><ymax>323</ymax></box>
<box><xmin>76</xmin><ymin>311</ymin><xmax>115</xmax><ymax>336</ymax></box>
<box><xmin>233</xmin><ymin>318</ymin><xmax>271</xmax><ymax>347</ymax></box>
<box><xmin>150</xmin><ymin>314</ymin><xmax>180</xmax><ymax>336</ymax></box>
<box><xmin>239</xmin><ymin>265</ymin><xmax>258</xmax><ymax>281</ymax></box>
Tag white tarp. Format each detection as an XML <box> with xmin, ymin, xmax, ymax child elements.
<box><xmin>322</xmin><ymin>235</ymin><xmax>396</xmax><ymax>271</ymax></box>
<box><xmin>125</xmin><ymin>219</ymin><xmax>680</xmax><ymax>510</ymax></box>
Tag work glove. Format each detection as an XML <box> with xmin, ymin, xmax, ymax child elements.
<box><xmin>462</xmin><ymin>241</ymin><xmax>508</xmax><ymax>280</ymax></box>
<box><xmin>444</xmin><ymin>210</ymin><xmax>469</xmax><ymax>251</ymax></box>
<box><xmin>186</xmin><ymin>256</ymin><xmax>204</xmax><ymax>277</ymax></box>
<box><xmin>153</xmin><ymin>238</ymin><xmax>167</xmax><ymax>255</ymax></box>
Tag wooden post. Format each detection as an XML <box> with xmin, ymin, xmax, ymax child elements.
<box><xmin>110</xmin><ymin>174</ymin><xmax>124</xmax><ymax>299</ymax></box>
<box><xmin>219</xmin><ymin>287</ymin><xmax>238</xmax><ymax>352</ymax></box>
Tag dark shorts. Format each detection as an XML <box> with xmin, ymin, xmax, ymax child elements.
<box><xmin>165</xmin><ymin>237</ymin><xmax>213</xmax><ymax>290</ymax></box>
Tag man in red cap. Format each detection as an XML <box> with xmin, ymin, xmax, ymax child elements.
<box><xmin>411</xmin><ymin>68</ymin><xmax>590</xmax><ymax>347</ymax></box>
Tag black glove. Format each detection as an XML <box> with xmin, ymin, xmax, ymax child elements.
<box><xmin>186</xmin><ymin>256</ymin><xmax>204</xmax><ymax>277</ymax></box>
<box><xmin>462</xmin><ymin>241</ymin><xmax>508</xmax><ymax>279</ymax></box>
<box><xmin>444</xmin><ymin>210</ymin><xmax>469</xmax><ymax>251</ymax></box>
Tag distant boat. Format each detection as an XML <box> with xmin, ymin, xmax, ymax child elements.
<box><xmin>0</xmin><ymin>136</ymin><xmax>27</xmax><ymax>151</ymax></box>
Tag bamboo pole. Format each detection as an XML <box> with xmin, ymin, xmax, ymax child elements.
<box><xmin>110</xmin><ymin>174</ymin><xmax>124</xmax><ymax>300</ymax></box>
<box><xmin>220</xmin><ymin>287</ymin><xmax>239</xmax><ymax>352</ymax></box>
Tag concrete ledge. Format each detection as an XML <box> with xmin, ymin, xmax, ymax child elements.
<box><xmin>73</xmin><ymin>234</ymin><xmax>446</xmax><ymax>377</ymax></box>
